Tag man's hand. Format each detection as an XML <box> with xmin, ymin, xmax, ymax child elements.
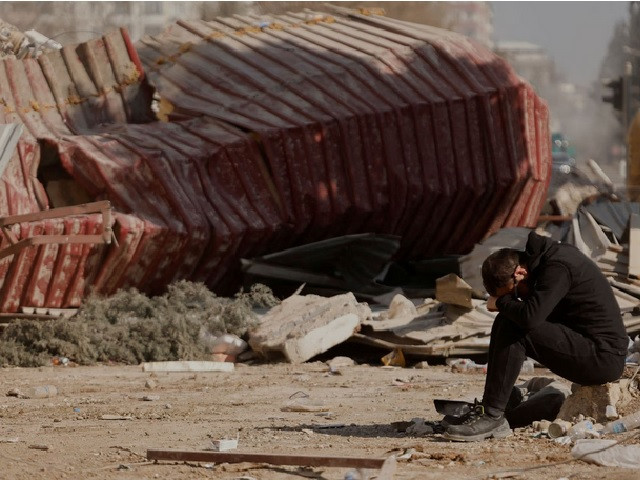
<box><xmin>487</xmin><ymin>296</ymin><xmax>499</xmax><ymax>312</ymax></box>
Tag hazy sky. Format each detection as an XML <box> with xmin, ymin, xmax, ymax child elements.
<box><xmin>492</xmin><ymin>1</ymin><xmax>629</xmax><ymax>87</ymax></box>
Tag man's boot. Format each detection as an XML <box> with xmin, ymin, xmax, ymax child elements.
<box><xmin>443</xmin><ymin>403</ymin><xmax>512</xmax><ymax>442</ymax></box>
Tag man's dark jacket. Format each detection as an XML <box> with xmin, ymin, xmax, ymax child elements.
<box><xmin>496</xmin><ymin>232</ymin><xmax>628</xmax><ymax>356</ymax></box>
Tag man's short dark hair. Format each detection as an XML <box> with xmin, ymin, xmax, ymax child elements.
<box><xmin>482</xmin><ymin>248</ymin><xmax>524</xmax><ymax>296</ymax></box>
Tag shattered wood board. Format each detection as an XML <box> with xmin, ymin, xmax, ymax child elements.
<box><xmin>612</xmin><ymin>287</ymin><xmax>640</xmax><ymax>313</ymax></box>
<box><xmin>597</xmin><ymin>254</ymin><xmax>629</xmax><ymax>275</ymax></box>
<box><xmin>399</xmin><ymin>305</ymin><xmax>495</xmax><ymax>344</ymax></box>
<box><xmin>360</xmin><ymin>302</ymin><xmax>494</xmax><ymax>349</ymax></box>
<box><xmin>609</xmin><ymin>278</ymin><xmax>640</xmax><ymax>298</ymax></box>
<box><xmin>248</xmin><ymin>293</ymin><xmax>371</xmax><ymax>363</ymax></box>
<box><xmin>623</xmin><ymin>315</ymin><xmax>640</xmax><ymax>334</ymax></box>
<box><xmin>391</xmin><ymin>315</ymin><xmax>449</xmax><ymax>337</ymax></box>
<box><xmin>363</xmin><ymin>309</ymin><xmax>445</xmax><ymax>332</ymax></box>
<box><xmin>349</xmin><ymin>333</ymin><xmax>491</xmax><ymax>357</ymax></box>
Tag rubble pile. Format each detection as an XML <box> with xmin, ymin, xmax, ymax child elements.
<box><xmin>0</xmin><ymin>18</ymin><xmax>60</xmax><ymax>58</ymax></box>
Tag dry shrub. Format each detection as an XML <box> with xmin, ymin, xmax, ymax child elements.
<box><xmin>0</xmin><ymin>281</ymin><xmax>279</xmax><ymax>367</ymax></box>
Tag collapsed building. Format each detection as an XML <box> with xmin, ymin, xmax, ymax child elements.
<box><xmin>0</xmin><ymin>8</ymin><xmax>550</xmax><ymax>313</ymax></box>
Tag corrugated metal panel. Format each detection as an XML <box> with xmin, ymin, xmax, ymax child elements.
<box><xmin>0</xmin><ymin>10</ymin><xmax>551</xmax><ymax>311</ymax></box>
<box><xmin>56</xmin><ymin>118</ymin><xmax>286</xmax><ymax>296</ymax></box>
<box><xmin>137</xmin><ymin>9</ymin><xmax>550</xmax><ymax>258</ymax></box>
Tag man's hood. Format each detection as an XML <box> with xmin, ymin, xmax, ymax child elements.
<box><xmin>525</xmin><ymin>231</ymin><xmax>557</xmax><ymax>272</ymax></box>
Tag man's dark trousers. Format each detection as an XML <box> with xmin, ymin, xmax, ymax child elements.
<box><xmin>482</xmin><ymin>313</ymin><xmax>626</xmax><ymax>413</ymax></box>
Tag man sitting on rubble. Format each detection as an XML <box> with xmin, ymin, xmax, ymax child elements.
<box><xmin>444</xmin><ymin>231</ymin><xmax>628</xmax><ymax>442</ymax></box>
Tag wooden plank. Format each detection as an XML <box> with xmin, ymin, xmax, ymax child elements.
<box><xmin>630</xmin><ymin>213</ymin><xmax>640</xmax><ymax>277</ymax></box>
<box><xmin>612</xmin><ymin>287</ymin><xmax>640</xmax><ymax>313</ymax></box>
<box><xmin>141</xmin><ymin>361</ymin><xmax>234</xmax><ymax>373</ymax></box>
<box><xmin>609</xmin><ymin>278</ymin><xmax>640</xmax><ymax>298</ymax></box>
<box><xmin>0</xmin><ymin>200</ymin><xmax>111</xmax><ymax>226</ymax></box>
<box><xmin>146</xmin><ymin>449</ymin><xmax>394</xmax><ymax>472</ymax></box>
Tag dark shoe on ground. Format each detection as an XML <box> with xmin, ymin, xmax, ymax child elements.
<box><xmin>443</xmin><ymin>404</ymin><xmax>512</xmax><ymax>442</ymax></box>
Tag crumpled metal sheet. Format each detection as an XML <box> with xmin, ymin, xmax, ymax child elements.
<box><xmin>56</xmin><ymin>117</ymin><xmax>286</xmax><ymax>295</ymax></box>
<box><xmin>0</xmin><ymin>9</ymin><xmax>551</xmax><ymax>311</ymax></box>
<box><xmin>137</xmin><ymin>9</ymin><xmax>550</xmax><ymax>258</ymax></box>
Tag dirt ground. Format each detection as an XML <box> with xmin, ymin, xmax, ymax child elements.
<box><xmin>1</xmin><ymin>361</ymin><xmax>639</xmax><ymax>480</ymax></box>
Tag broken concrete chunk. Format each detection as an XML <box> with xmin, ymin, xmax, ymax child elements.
<box><xmin>24</xmin><ymin>385</ymin><xmax>57</xmax><ymax>399</ymax></box>
<box><xmin>248</xmin><ymin>293</ymin><xmax>371</xmax><ymax>363</ymax></box>
<box><xmin>326</xmin><ymin>356</ymin><xmax>355</xmax><ymax>371</ymax></box>
<box><xmin>386</xmin><ymin>294</ymin><xmax>417</xmax><ymax>319</ymax></box>
<box><xmin>436</xmin><ymin>274</ymin><xmax>473</xmax><ymax>309</ymax></box>
<box><xmin>208</xmin><ymin>439</ymin><xmax>238</xmax><ymax>452</ymax></box>
<box><xmin>209</xmin><ymin>334</ymin><xmax>248</xmax><ymax>356</ymax></box>
<box><xmin>6</xmin><ymin>388</ymin><xmax>22</xmax><ymax>397</ymax></box>
<box><xmin>145</xmin><ymin>379</ymin><xmax>157</xmax><ymax>389</ymax></box>
<box><xmin>141</xmin><ymin>361</ymin><xmax>234</xmax><ymax>373</ymax></box>
<box><xmin>557</xmin><ymin>381</ymin><xmax>632</xmax><ymax>423</ymax></box>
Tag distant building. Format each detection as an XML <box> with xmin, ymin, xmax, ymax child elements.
<box><xmin>1</xmin><ymin>2</ymin><xmax>203</xmax><ymax>44</ymax></box>
<box><xmin>493</xmin><ymin>41</ymin><xmax>556</xmax><ymax>92</ymax></box>
<box><xmin>443</xmin><ymin>1</ymin><xmax>494</xmax><ymax>49</ymax></box>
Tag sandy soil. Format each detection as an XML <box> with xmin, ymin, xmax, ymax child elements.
<box><xmin>1</xmin><ymin>361</ymin><xmax>639</xmax><ymax>480</ymax></box>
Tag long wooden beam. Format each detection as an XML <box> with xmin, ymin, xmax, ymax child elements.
<box><xmin>147</xmin><ymin>449</ymin><xmax>396</xmax><ymax>474</ymax></box>
<box><xmin>0</xmin><ymin>200</ymin><xmax>112</xmax><ymax>226</ymax></box>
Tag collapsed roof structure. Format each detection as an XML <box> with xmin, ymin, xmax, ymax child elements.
<box><xmin>0</xmin><ymin>8</ymin><xmax>550</xmax><ymax>312</ymax></box>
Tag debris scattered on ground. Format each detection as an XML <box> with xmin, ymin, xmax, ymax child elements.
<box><xmin>145</xmin><ymin>379</ymin><xmax>157</xmax><ymax>389</ymax></box>
<box><xmin>447</xmin><ymin>358</ymin><xmax>487</xmax><ymax>373</ymax></box>
<box><xmin>208</xmin><ymin>438</ymin><xmax>239</xmax><ymax>452</ymax></box>
<box><xmin>101</xmin><ymin>415</ymin><xmax>133</xmax><ymax>421</ymax></box>
<box><xmin>572</xmin><ymin>438</ymin><xmax>640</xmax><ymax>468</ymax></box>
<box><xmin>281</xmin><ymin>391</ymin><xmax>330</xmax><ymax>413</ymax></box>
<box><xmin>24</xmin><ymin>385</ymin><xmax>58</xmax><ymax>399</ymax></box>
<box><xmin>326</xmin><ymin>356</ymin><xmax>356</xmax><ymax>374</ymax></box>
<box><xmin>381</xmin><ymin>348</ymin><xmax>406</xmax><ymax>367</ymax></box>
<box><xmin>208</xmin><ymin>334</ymin><xmax>248</xmax><ymax>363</ymax></box>
<box><xmin>355</xmin><ymin>296</ymin><xmax>494</xmax><ymax>357</ymax></box>
<box><xmin>28</xmin><ymin>444</ymin><xmax>50</xmax><ymax>451</ymax></box>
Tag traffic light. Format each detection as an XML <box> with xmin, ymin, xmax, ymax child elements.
<box><xmin>602</xmin><ymin>77</ymin><xmax>624</xmax><ymax>111</ymax></box>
